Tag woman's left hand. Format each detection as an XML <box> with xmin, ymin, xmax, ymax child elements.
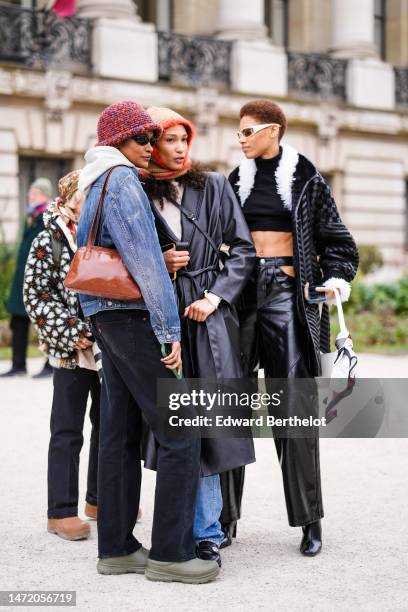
<box><xmin>184</xmin><ymin>298</ymin><xmax>216</xmax><ymax>322</ymax></box>
<box><xmin>75</xmin><ymin>331</ymin><xmax>94</xmax><ymax>350</ymax></box>
<box><xmin>304</xmin><ymin>282</ymin><xmax>335</xmax><ymax>302</ymax></box>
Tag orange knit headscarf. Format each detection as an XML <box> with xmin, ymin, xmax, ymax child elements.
<box><xmin>140</xmin><ymin>106</ymin><xmax>196</xmax><ymax>181</ymax></box>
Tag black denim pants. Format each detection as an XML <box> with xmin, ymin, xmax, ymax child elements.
<box><xmin>238</xmin><ymin>257</ymin><xmax>323</xmax><ymax>527</ymax></box>
<box><xmin>90</xmin><ymin>309</ymin><xmax>201</xmax><ymax>562</ymax></box>
<box><xmin>48</xmin><ymin>366</ymin><xmax>100</xmax><ymax>519</ymax></box>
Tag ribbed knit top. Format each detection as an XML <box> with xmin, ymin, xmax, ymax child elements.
<box><xmin>242</xmin><ymin>149</ymin><xmax>292</xmax><ymax>232</ymax></box>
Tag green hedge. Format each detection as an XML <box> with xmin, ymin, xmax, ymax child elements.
<box><xmin>0</xmin><ymin>234</ymin><xmax>407</xmax><ymax>351</ymax></box>
<box><xmin>339</xmin><ymin>274</ymin><xmax>408</xmax><ymax>349</ymax></box>
<box><xmin>346</xmin><ymin>274</ymin><xmax>408</xmax><ymax>316</ymax></box>
<box><xmin>0</xmin><ymin>237</ymin><xmax>16</xmax><ymax>320</ymax></box>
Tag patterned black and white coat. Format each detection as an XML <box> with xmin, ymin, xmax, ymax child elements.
<box><xmin>229</xmin><ymin>143</ymin><xmax>359</xmax><ymax>376</ymax></box>
<box><xmin>23</xmin><ymin>205</ymin><xmax>88</xmax><ymax>370</ymax></box>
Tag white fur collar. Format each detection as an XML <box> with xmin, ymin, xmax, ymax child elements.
<box><xmin>237</xmin><ymin>143</ymin><xmax>299</xmax><ymax>211</ymax></box>
<box><xmin>237</xmin><ymin>156</ymin><xmax>257</xmax><ymax>206</ymax></box>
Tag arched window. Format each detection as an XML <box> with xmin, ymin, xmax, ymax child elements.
<box><xmin>134</xmin><ymin>0</ymin><xmax>173</xmax><ymax>31</ymax></box>
<box><xmin>374</xmin><ymin>0</ymin><xmax>386</xmax><ymax>60</ymax></box>
<box><xmin>264</xmin><ymin>0</ymin><xmax>289</xmax><ymax>47</ymax></box>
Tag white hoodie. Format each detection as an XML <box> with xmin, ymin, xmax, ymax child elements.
<box><xmin>78</xmin><ymin>146</ymin><xmax>135</xmax><ymax>195</ymax></box>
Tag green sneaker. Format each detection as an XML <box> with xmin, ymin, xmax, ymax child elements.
<box><xmin>145</xmin><ymin>557</ymin><xmax>220</xmax><ymax>584</ymax></box>
<box><xmin>97</xmin><ymin>547</ymin><xmax>149</xmax><ymax>575</ymax></box>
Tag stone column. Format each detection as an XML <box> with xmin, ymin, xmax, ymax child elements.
<box><xmin>78</xmin><ymin>0</ymin><xmax>158</xmax><ymax>83</ymax></box>
<box><xmin>386</xmin><ymin>0</ymin><xmax>408</xmax><ymax>66</ymax></box>
<box><xmin>331</xmin><ymin>0</ymin><xmax>395</xmax><ymax>109</ymax></box>
<box><xmin>215</xmin><ymin>0</ymin><xmax>287</xmax><ymax>97</ymax></box>
<box><xmin>76</xmin><ymin>0</ymin><xmax>139</xmax><ymax>20</ymax></box>
<box><xmin>332</xmin><ymin>0</ymin><xmax>376</xmax><ymax>58</ymax></box>
<box><xmin>215</xmin><ymin>0</ymin><xmax>267</xmax><ymax>40</ymax></box>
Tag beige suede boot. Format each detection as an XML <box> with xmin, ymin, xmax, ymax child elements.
<box><xmin>47</xmin><ymin>517</ymin><xmax>90</xmax><ymax>541</ymax></box>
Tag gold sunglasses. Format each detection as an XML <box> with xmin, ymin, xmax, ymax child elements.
<box><xmin>237</xmin><ymin>123</ymin><xmax>281</xmax><ymax>140</ymax></box>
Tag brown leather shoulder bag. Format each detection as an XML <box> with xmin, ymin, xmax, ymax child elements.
<box><xmin>64</xmin><ymin>166</ymin><xmax>142</xmax><ymax>301</ymax></box>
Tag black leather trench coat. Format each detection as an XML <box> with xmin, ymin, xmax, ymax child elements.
<box><xmin>144</xmin><ymin>171</ymin><xmax>257</xmax><ymax>476</ymax></box>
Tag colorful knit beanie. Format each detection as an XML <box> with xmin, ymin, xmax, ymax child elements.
<box><xmin>140</xmin><ymin>106</ymin><xmax>196</xmax><ymax>181</ymax></box>
<box><xmin>96</xmin><ymin>100</ymin><xmax>162</xmax><ymax>147</ymax></box>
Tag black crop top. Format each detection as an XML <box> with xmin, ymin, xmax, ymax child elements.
<box><xmin>242</xmin><ymin>150</ymin><xmax>292</xmax><ymax>232</ymax></box>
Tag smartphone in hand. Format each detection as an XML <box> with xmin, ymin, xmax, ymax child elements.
<box><xmin>175</xmin><ymin>241</ymin><xmax>189</xmax><ymax>251</ymax></box>
<box><xmin>160</xmin><ymin>343</ymin><xmax>183</xmax><ymax>379</ymax></box>
<box><xmin>306</xmin><ymin>283</ymin><xmax>327</xmax><ymax>303</ymax></box>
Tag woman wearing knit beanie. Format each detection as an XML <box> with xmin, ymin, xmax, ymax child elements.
<box><xmin>140</xmin><ymin>107</ymin><xmax>256</xmax><ymax>566</ymax></box>
<box><xmin>77</xmin><ymin>101</ymin><xmax>219</xmax><ymax>584</ymax></box>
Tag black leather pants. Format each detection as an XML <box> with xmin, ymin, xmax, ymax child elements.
<box><xmin>238</xmin><ymin>257</ymin><xmax>323</xmax><ymax>527</ymax></box>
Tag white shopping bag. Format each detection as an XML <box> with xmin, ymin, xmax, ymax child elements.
<box><xmin>319</xmin><ymin>287</ymin><xmax>358</xmax><ymax>423</ymax></box>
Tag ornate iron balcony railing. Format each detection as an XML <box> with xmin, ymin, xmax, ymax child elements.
<box><xmin>394</xmin><ymin>66</ymin><xmax>408</xmax><ymax>107</ymax></box>
<box><xmin>158</xmin><ymin>31</ymin><xmax>232</xmax><ymax>89</ymax></box>
<box><xmin>0</xmin><ymin>1</ymin><xmax>92</xmax><ymax>72</ymax></box>
<box><xmin>288</xmin><ymin>52</ymin><xmax>347</xmax><ymax>101</ymax></box>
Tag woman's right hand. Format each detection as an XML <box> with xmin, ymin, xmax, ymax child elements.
<box><xmin>75</xmin><ymin>331</ymin><xmax>94</xmax><ymax>350</ymax></box>
<box><xmin>160</xmin><ymin>341</ymin><xmax>182</xmax><ymax>372</ymax></box>
<box><xmin>163</xmin><ymin>249</ymin><xmax>190</xmax><ymax>273</ymax></box>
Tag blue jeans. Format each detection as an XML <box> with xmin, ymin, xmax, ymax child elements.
<box><xmin>194</xmin><ymin>474</ymin><xmax>224</xmax><ymax>546</ymax></box>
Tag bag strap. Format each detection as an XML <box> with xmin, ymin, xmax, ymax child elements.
<box><xmin>161</xmin><ymin>188</ymin><xmax>221</xmax><ymax>257</ymax></box>
<box><xmin>87</xmin><ymin>165</ymin><xmax>128</xmax><ymax>248</ymax></box>
<box><xmin>177</xmin><ymin>206</ymin><xmax>220</xmax><ymax>259</ymax></box>
<box><xmin>332</xmin><ymin>287</ymin><xmax>349</xmax><ymax>338</ymax></box>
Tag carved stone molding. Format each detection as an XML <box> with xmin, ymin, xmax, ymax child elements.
<box><xmin>158</xmin><ymin>31</ymin><xmax>232</xmax><ymax>89</ymax></box>
<box><xmin>394</xmin><ymin>66</ymin><xmax>408</xmax><ymax>107</ymax></box>
<box><xmin>288</xmin><ymin>52</ymin><xmax>347</xmax><ymax>100</ymax></box>
<box><xmin>0</xmin><ymin>4</ymin><xmax>92</xmax><ymax>72</ymax></box>
<box><xmin>45</xmin><ymin>70</ymin><xmax>73</xmax><ymax>113</ymax></box>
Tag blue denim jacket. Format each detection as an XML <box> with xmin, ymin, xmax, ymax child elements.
<box><xmin>76</xmin><ymin>166</ymin><xmax>180</xmax><ymax>343</ymax></box>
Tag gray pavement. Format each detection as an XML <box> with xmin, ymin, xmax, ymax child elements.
<box><xmin>0</xmin><ymin>355</ymin><xmax>407</xmax><ymax>612</ymax></box>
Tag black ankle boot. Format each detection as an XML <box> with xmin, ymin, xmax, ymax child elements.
<box><xmin>196</xmin><ymin>541</ymin><xmax>221</xmax><ymax>567</ymax></box>
<box><xmin>300</xmin><ymin>520</ymin><xmax>322</xmax><ymax>556</ymax></box>
<box><xmin>220</xmin><ymin>521</ymin><xmax>237</xmax><ymax>549</ymax></box>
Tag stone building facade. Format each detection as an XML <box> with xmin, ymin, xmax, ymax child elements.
<box><xmin>0</xmin><ymin>0</ymin><xmax>407</xmax><ymax>279</ymax></box>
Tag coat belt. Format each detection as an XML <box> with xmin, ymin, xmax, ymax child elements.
<box><xmin>178</xmin><ymin>264</ymin><xmax>218</xmax><ymax>279</ymax></box>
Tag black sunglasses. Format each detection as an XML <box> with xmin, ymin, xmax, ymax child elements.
<box><xmin>131</xmin><ymin>133</ymin><xmax>159</xmax><ymax>146</ymax></box>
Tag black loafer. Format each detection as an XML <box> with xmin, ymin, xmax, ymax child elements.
<box><xmin>196</xmin><ymin>541</ymin><xmax>221</xmax><ymax>567</ymax></box>
<box><xmin>300</xmin><ymin>520</ymin><xmax>322</xmax><ymax>556</ymax></box>
<box><xmin>32</xmin><ymin>363</ymin><xmax>53</xmax><ymax>379</ymax></box>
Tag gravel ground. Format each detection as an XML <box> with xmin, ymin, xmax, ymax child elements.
<box><xmin>0</xmin><ymin>355</ymin><xmax>407</xmax><ymax>612</ymax></box>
